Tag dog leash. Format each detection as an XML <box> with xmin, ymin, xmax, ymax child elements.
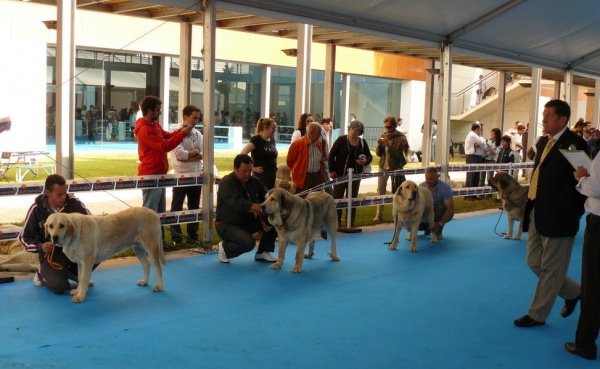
<box><xmin>383</xmin><ymin>214</ymin><xmax>400</xmax><ymax>246</ymax></box>
<box><xmin>493</xmin><ymin>207</ymin><xmax>508</xmax><ymax>237</ymax></box>
<box><xmin>44</xmin><ymin>244</ymin><xmax>64</xmax><ymax>270</ymax></box>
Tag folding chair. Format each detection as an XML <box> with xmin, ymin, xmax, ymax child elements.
<box><xmin>0</xmin><ymin>152</ymin><xmax>14</xmax><ymax>182</ymax></box>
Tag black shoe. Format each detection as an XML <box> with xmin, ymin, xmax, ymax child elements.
<box><xmin>514</xmin><ymin>314</ymin><xmax>545</xmax><ymax>327</ymax></box>
<box><xmin>561</xmin><ymin>296</ymin><xmax>580</xmax><ymax>318</ymax></box>
<box><xmin>565</xmin><ymin>342</ymin><xmax>596</xmax><ymax>360</ymax></box>
<box><xmin>172</xmin><ymin>239</ymin><xmax>184</xmax><ymax>247</ymax></box>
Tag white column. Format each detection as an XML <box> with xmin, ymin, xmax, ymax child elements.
<box><xmin>202</xmin><ymin>0</ymin><xmax>216</xmax><ymax>244</ymax></box>
<box><xmin>323</xmin><ymin>43</ymin><xmax>336</xmax><ymax>120</ymax></box>
<box><xmin>527</xmin><ymin>67</ymin><xmax>542</xmax><ymax>155</ymax></box>
<box><xmin>594</xmin><ymin>79</ymin><xmax>600</xmax><ymax>129</ymax></box>
<box><xmin>341</xmin><ymin>74</ymin><xmax>350</xmax><ymax>135</ymax></box>
<box><xmin>160</xmin><ymin>55</ymin><xmax>171</xmax><ymax>129</ymax></box>
<box><xmin>55</xmin><ymin>0</ymin><xmax>75</xmax><ymax>179</ymax></box>
<box><xmin>421</xmin><ymin>59</ymin><xmax>435</xmax><ymax>166</ymax></box>
<box><xmin>437</xmin><ymin>43</ymin><xmax>452</xmax><ymax>181</ymax></box>
<box><xmin>261</xmin><ymin>65</ymin><xmax>271</xmax><ymax>119</ymax></box>
<box><xmin>564</xmin><ymin>69</ymin><xmax>573</xmax><ymax>105</ymax></box>
<box><xmin>179</xmin><ymin>22</ymin><xmax>192</xmax><ymax>123</ymax></box>
<box><xmin>496</xmin><ymin>71</ymin><xmax>507</xmax><ymax>132</ymax></box>
<box><xmin>294</xmin><ymin>24</ymin><xmax>312</xmax><ymax>122</ymax></box>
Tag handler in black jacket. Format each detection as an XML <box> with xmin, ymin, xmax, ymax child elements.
<box><xmin>19</xmin><ymin>174</ymin><xmax>92</xmax><ymax>294</ymax></box>
<box><xmin>514</xmin><ymin>99</ymin><xmax>587</xmax><ymax>328</ymax></box>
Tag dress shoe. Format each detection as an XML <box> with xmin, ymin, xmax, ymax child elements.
<box><xmin>565</xmin><ymin>342</ymin><xmax>596</xmax><ymax>360</ymax></box>
<box><xmin>514</xmin><ymin>314</ymin><xmax>545</xmax><ymax>327</ymax></box>
<box><xmin>561</xmin><ymin>296</ymin><xmax>580</xmax><ymax>318</ymax></box>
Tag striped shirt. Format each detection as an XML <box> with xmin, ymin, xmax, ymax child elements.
<box><xmin>307</xmin><ymin>140</ymin><xmax>322</xmax><ymax>173</ymax></box>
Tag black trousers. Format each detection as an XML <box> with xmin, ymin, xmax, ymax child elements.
<box><xmin>465</xmin><ymin>155</ymin><xmax>482</xmax><ymax>195</ymax></box>
<box><xmin>575</xmin><ymin>213</ymin><xmax>600</xmax><ymax>356</ymax></box>
<box><xmin>334</xmin><ymin>179</ymin><xmax>361</xmax><ymax>224</ymax></box>
<box><xmin>169</xmin><ymin>185</ymin><xmax>202</xmax><ymax>240</ymax></box>
<box><xmin>38</xmin><ymin>247</ymin><xmax>98</xmax><ymax>295</ymax></box>
<box><xmin>215</xmin><ymin>217</ymin><xmax>277</xmax><ymax>259</ymax></box>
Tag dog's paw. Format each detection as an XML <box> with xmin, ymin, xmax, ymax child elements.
<box><xmin>503</xmin><ymin>234</ymin><xmax>512</xmax><ymax>239</ymax></box>
<box><xmin>388</xmin><ymin>243</ymin><xmax>398</xmax><ymax>250</ymax></box>
<box><xmin>409</xmin><ymin>246</ymin><xmax>418</xmax><ymax>253</ymax></box>
<box><xmin>329</xmin><ymin>253</ymin><xmax>340</xmax><ymax>261</ymax></box>
<box><xmin>70</xmin><ymin>289</ymin><xmax>77</xmax><ymax>296</ymax></box>
<box><xmin>152</xmin><ymin>285</ymin><xmax>163</xmax><ymax>292</ymax></box>
<box><xmin>137</xmin><ymin>279</ymin><xmax>149</xmax><ymax>286</ymax></box>
<box><xmin>291</xmin><ymin>265</ymin><xmax>302</xmax><ymax>273</ymax></box>
<box><xmin>270</xmin><ymin>263</ymin><xmax>282</xmax><ymax>270</ymax></box>
<box><xmin>304</xmin><ymin>252</ymin><xmax>314</xmax><ymax>259</ymax></box>
<box><xmin>431</xmin><ymin>235</ymin><xmax>437</xmax><ymax>243</ymax></box>
<box><xmin>405</xmin><ymin>235</ymin><xmax>412</xmax><ymax>241</ymax></box>
<box><xmin>71</xmin><ymin>295</ymin><xmax>85</xmax><ymax>303</ymax></box>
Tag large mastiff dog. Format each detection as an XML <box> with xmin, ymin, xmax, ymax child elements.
<box><xmin>261</xmin><ymin>188</ymin><xmax>340</xmax><ymax>273</ymax></box>
<box><xmin>44</xmin><ymin>207</ymin><xmax>165</xmax><ymax>303</ymax></box>
<box><xmin>388</xmin><ymin>180</ymin><xmax>437</xmax><ymax>252</ymax></box>
<box><xmin>488</xmin><ymin>171</ymin><xmax>528</xmax><ymax>240</ymax></box>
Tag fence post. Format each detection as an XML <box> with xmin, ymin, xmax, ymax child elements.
<box><xmin>338</xmin><ymin>168</ymin><xmax>362</xmax><ymax>233</ymax></box>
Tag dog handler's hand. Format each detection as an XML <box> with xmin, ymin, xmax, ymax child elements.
<box><xmin>41</xmin><ymin>242</ymin><xmax>54</xmax><ymax>253</ymax></box>
<box><xmin>574</xmin><ymin>166</ymin><xmax>590</xmax><ymax>181</ymax></box>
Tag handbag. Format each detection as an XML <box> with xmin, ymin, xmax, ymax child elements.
<box><xmin>360</xmin><ymin>138</ymin><xmax>371</xmax><ymax>173</ymax></box>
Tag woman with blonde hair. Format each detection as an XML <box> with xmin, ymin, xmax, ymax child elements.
<box><xmin>240</xmin><ymin>117</ymin><xmax>279</xmax><ymax>189</ymax></box>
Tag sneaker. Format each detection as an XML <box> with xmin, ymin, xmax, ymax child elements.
<box><xmin>172</xmin><ymin>239</ymin><xmax>184</xmax><ymax>247</ymax></box>
<box><xmin>162</xmin><ymin>239</ymin><xmax>172</xmax><ymax>249</ymax></box>
<box><xmin>33</xmin><ymin>271</ymin><xmax>43</xmax><ymax>287</ymax></box>
<box><xmin>217</xmin><ymin>242</ymin><xmax>229</xmax><ymax>263</ymax></box>
<box><xmin>373</xmin><ymin>216</ymin><xmax>382</xmax><ymax>222</ymax></box>
<box><xmin>255</xmin><ymin>251</ymin><xmax>277</xmax><ymax>262</ymax></box>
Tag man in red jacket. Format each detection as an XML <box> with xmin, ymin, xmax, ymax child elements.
<box><xmin>134</xmin><ymin>95</ymin><xmax>191</xmax><ymax>247</ymax></box>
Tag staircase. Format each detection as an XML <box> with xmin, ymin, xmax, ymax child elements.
<box><xmin>451</xmin><ymin>72</ymin><xmax>530</xmax><ymax>121</ymax></box>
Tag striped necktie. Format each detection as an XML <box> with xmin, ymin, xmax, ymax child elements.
<box><xmin>528</xmin><ymin>137</ymin><xmax>555</xmax><ymax>200</ymax></box>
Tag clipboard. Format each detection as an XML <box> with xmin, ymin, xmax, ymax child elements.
<box><xmin>560</xmin><ymin>149</ymin><xmax>592</xmax><ymax>171</ymax></box>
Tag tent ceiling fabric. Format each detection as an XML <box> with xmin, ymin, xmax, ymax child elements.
<box><xmin>43</xmin><ymin>0</ymin><xmax>600</xmax><ymax>88</ymax></box>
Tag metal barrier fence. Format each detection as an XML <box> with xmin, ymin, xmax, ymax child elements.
<box><xmin>0</xmin><ymin>162</ymin><xmax>533</xmax><ymax>241</ymax></box>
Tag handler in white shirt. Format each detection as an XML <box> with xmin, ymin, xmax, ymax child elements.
<box><xmin>169</xmin><ymin>105</ymin><xmax>204</xmax><ymax>246</ymax></box>
<box><xmin>464</xmin><ymin>122</ymin><xmax>487</xmax><ymax>200</ymax></box>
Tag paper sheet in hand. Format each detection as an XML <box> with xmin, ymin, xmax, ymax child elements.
<box><xmin>560</xmin><ymin>149</ymin><xmax>591</xmax><ymax>171</ymax></box>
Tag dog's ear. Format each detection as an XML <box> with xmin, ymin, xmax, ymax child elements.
<box><xmin>67</xmin><ymin>218</ymin><xmax>75</xmax><ymax>237</ymax></box>
<box><xmin>280</xmin><ymin>190</ymin><xmax>286</xmax><ymax>211</ymax></box>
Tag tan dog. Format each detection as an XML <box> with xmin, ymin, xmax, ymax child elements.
<box><xmin>261</xmin><ymin>188</ymin><xmax>339</xmax><ymax>273</ymax></box>
<box><xmin>275</xmin><ymin>179</ymin><xmax>296</xmax><ymax>194</ymax></box>
<box><xmin>276</xmin><ymin>163</ymin><xmax>291</xmax><ymax>181</ymax></box>
<box><xmin>488</xmin><ymin>171</ymin><xmax>528</xmax><ymax>240</ymax></box>
<box><xmin>44</xmin><ymin>207</ymin><xmax>165</xmax><ymax>303</ymax></box>
<box><xmin>388</xmin><ymin>180</ymin><xmax>437</xmax><ymax>252</ymax></box>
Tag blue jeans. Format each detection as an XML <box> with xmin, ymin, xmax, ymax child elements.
<box><xmin>142</xmin><ymin>188</ymin><xmax>166</xmax><ymax>239</ymax></box>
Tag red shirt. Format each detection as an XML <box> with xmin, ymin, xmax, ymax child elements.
<box><xmin>134</xmin><ymin>118</ymin><xmax>186</xmax><ymax>175</ymax></box>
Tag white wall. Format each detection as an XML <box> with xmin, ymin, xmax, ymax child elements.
<box><xmin>0</xmin><ymin>40</ymin><xmax>46</xmax><ymax>152</ymax></box>
<box><xmin>400</xmin><ymin>80</ymin><xmax>426</xmax><ymax>151</ymax></box>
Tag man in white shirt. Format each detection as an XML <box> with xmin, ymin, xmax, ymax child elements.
<box><xmin>169</xmin><ymin>105</ymin><xmax>203</xmax><ymax>246</ymax></box>
<box><xmin>565</xmin><ymin>153</ymin><xmax>600</xmax><ymax>360</ymax></box>
<box><xmin>464</xmin><ymin>122</ymin><xmax>486</xmax><ymax>200</ymax></box>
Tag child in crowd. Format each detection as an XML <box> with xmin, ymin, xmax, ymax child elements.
<box><xmin>496</xmin><ymin>135</ymin><xmax>515</xmax><ymax>174</ymax></box>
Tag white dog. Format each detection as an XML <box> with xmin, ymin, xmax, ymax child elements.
<box><xmin>45</xmin><ymin>207</ymin><xmax>165</xmax><ymax>303</ymax></box>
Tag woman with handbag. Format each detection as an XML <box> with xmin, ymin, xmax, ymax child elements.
<box><xmin>329</xmin><ymin>120</ymin><xmax>373</xmax><ymax>228</ymax></box>
<box><xmin>373</xmin><ymin>116</ymin><xmax>409</xmax><ymax>221</ymax></box>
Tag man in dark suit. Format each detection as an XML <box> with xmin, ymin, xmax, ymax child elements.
<box><xmin>514</xmin><ymin>99</ymin><xmax>587</xmax><ymax>328</ymax></box>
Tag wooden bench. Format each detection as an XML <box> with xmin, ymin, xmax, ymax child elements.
<box><xmin>16</xmin><ymin>164</ymin><xmax>56</xmax><ymax>182</ymax></box>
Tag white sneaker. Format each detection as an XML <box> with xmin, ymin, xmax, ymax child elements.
<box><xmin>33</xmin><ymin>271</ymin><xmax>43</xmax><ymax>287</ymax></box>
<box><xmin>373</xmin><ymin>216</ymin><xmax>382</xmax><ymax>222</ymax></box>
<box><xmin>255</xmin><ymin>251</ymin><xmax>277</xmax><ymax>262</ymax></box>
<box><xmin>217</xmin><ymin>242</ymin><xmax>229</xmax><ymax>263</ymax></box>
